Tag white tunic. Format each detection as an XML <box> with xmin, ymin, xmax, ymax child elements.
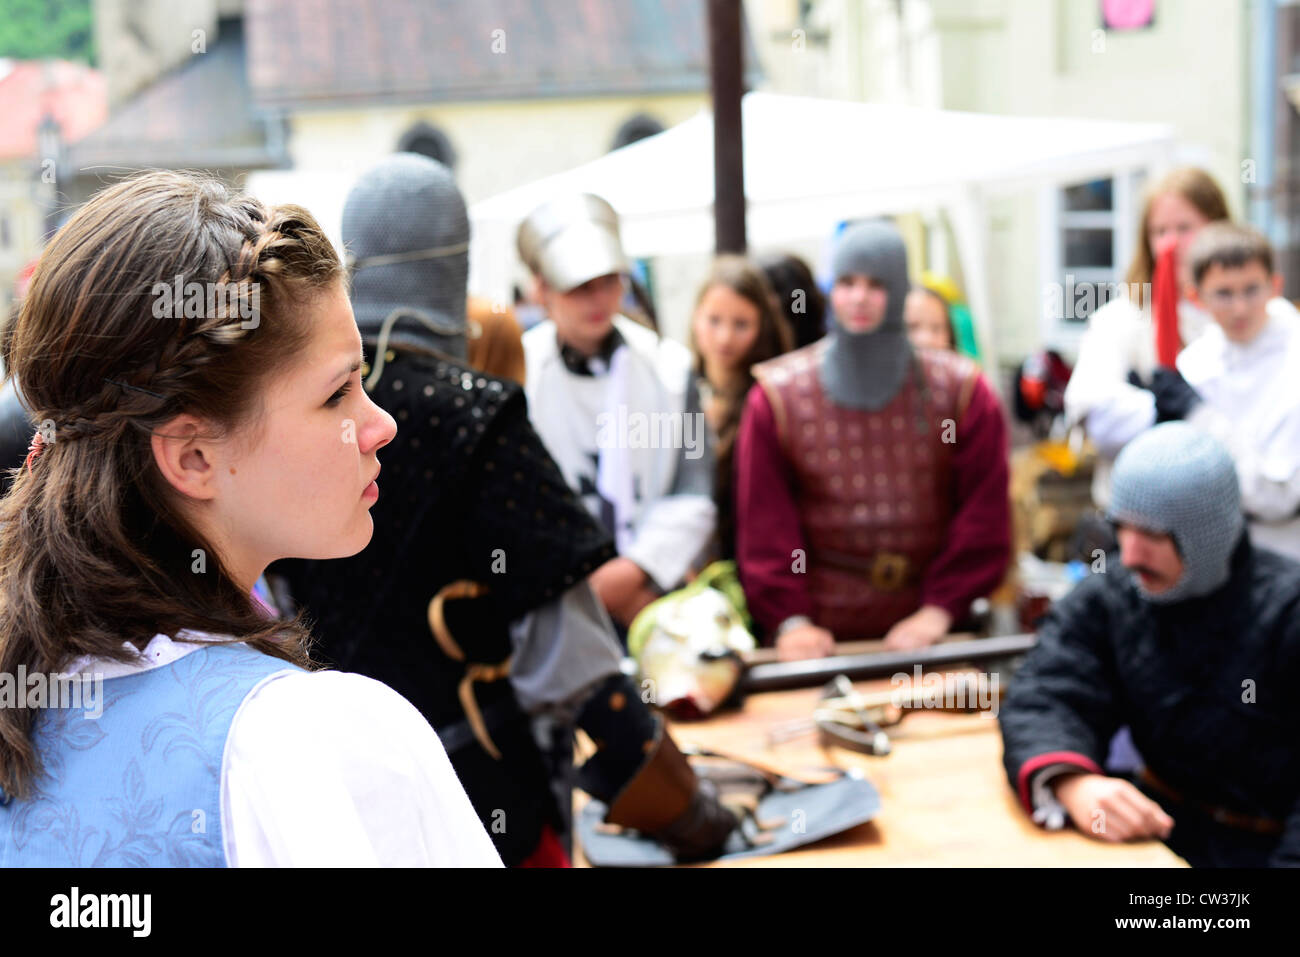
<box><xmin>521</xmin><ymin>315</ymin><xmax>716</xmax><ymax>591</ymax></box>
<box><xmin>65</xmin><ymin>634</ymin><xmax>503</xmax><ymax>868</ymax></box>
<box><xmin>1179</xmin><ymin>310</ymin><xmax>1300</xmax><ymax>561</ymax></box>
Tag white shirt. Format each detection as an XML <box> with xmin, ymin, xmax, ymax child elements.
<box><xmin>1179</xmin><ymin>310</ymin><xmax>1300</xmax><ymax>561</ymax></box>
<box><xmin>1064</xmin><ymin>294</ymin><xmax>1300</xmax><ymax>507</ymax></box>
<box><xmin>65</xmin><ymin>634</ymin><xmax>502</xmax><ymax>868</ymax></box>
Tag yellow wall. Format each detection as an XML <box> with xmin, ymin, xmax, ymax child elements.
<box><xmin>285</xmin><ymin>93</ymin><xmax>708</xmax><ymax>206</ymax></box>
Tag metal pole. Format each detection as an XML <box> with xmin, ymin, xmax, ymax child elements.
<box><xmin>707</xmin><ymin>0</ymin><xmax>746</xmax><ymax>253</ymax></box>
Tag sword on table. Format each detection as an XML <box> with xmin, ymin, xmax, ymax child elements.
<box><xmin>747</xmin><ymin>634</ymin><xmax>1036</xmax><ymax>754</ymax></box>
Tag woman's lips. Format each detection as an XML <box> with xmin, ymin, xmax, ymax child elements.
<box><xmin>362</xmin><ymin>479</ymin><xmax>379</xmax><ymax>502</ymax></box>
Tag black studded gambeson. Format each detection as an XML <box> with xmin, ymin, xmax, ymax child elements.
<box><xmin>272</xmin><ymin>342</ymin><xmax>617</xmax><ymax>865</ymax></box>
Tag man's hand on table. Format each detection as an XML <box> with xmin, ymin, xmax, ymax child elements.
<box><xmin>775</xmin><ymin>622</ymin><xmax>836</xmax><ymax>661</ymax></box>
<box><xmin>883</xmin><ymin>605</ymin><xmax>952</xmax><ymax>650</ymax></box>
<box><xmin>1053</xmin><ymin>772</ymin><xmax>1174</xmax><ymax>843</ymax></box>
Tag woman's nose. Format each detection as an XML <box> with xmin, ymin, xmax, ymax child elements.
<box><xmin>363</xmin><ymin>399</ymin><xmax>397</xmax><ymax>452</ymax></box>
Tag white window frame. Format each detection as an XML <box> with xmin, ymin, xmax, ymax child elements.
<box><xmin>1038</xmin><ymin>170</ymin><xmax>1141</xmax><ymax>358</ymax></box>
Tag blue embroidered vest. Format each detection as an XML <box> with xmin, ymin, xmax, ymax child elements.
<box><xmin>0</xmin><ymin>642</ymin><xmax>301</xmax><ymax>867</ymax></box>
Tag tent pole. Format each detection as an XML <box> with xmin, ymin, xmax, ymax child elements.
<box><xmin>948</xmin><ymin>188</ymin><xmax>1001</xmax><ymax>396</ymax></box>
<box><xmin>707</xmin><ymin>0</ymin><xmax>746</xmax><ymax>254</ymax></box>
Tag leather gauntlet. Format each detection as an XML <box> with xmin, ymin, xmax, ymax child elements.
<box><xmin>604</xmin><ymin>720</ymin><xmax>738</xmax><ymax>861</ymax></box>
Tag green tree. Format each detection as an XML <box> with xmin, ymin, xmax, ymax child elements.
<box><xmin>0</xmin><ymin>0</ymin><xmax>95</xmax><ymax>64</ymax></box>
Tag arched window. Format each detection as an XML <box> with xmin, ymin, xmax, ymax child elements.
<box><xmin>609</xmin><ymin>113</ymin><xmax>665</xmax><ymax>152</ymax></box>
<box><xmin>396</xmin><ymin>122</ymin><xmax>457</xmax><ymax>169</ymax></box>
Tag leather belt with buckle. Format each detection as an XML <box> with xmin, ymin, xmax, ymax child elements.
<box><xmin>809</xmin><ymin>547</ymin><xmax>915</xmax><ymax>592</ymax></box>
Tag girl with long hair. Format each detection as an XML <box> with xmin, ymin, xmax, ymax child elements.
<box><xmin>689</xmin><ymin>255</ymin><xmax>794</xmax><ymax>561</ymax></box>
<box><xmin>0</xmin><ymin>170</ymin><xmax>499</xmax><ymax>866</ymax></box>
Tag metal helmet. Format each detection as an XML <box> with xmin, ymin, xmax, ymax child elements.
<box><xmin>516</xmin><ymin>193</ymin><xmax>629</xmax><ymax>292</ymax></box>
<box><xmin>342</xmin><ymin>152</ymin><xmax>469</xmax><ymax>360</ymax></box>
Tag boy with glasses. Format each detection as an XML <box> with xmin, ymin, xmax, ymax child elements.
<box><xmin>1175</xmin><ymin>222</ymin><xmax>1300</xmax><ymax>560</ymax></box>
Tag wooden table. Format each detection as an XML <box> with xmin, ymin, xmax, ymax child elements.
<box><xmin>574</xmin><ymin>676</ymin><xmax>1186</xmax><ymax>867</ymax></box>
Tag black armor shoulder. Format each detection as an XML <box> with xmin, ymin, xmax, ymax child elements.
<box><xmin>364</xmin><ymin>346</ymin><xmax>523</xmax><ymax>485</ymax></box>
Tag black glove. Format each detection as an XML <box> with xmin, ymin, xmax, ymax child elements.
<box><xmin>1127</xmin><ymin>368</ymin><xmax>1201</xmax><ymax>423</ymax></box>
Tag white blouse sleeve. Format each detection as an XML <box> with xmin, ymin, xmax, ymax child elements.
<box><xmin>221</xmin><ymin>670</ymin><xmax>502</xmax><ymax>868</ymax></box>
<box><xmin>1063</xmin><ymin>300</ymin><xmax>1156</xmax><ymax>457</ymax></box>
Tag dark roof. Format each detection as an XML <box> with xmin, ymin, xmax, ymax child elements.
<box><xmin>63</xmin><ymin>19</ymin><xmax>283</xmax><ymax>176</ymax></box>
<box><xmin>246</xmin><ymin>0</ymin><xmax>761</xmax><ymax>110</ymax></box>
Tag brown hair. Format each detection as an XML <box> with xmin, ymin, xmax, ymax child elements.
<box><xmin>908</xmin><ymin>285</ymin><xmax>956</xmax><ymax>350</ymax></box>
<box><xmin>755</xmin><ymin>252</ymin><xmax>827</xmax><ymax>350</ymax></box>
<box><xmin>1187</xmin><ymin>221</ymin><xmax>1274</xmax><ymax>285</ymax></box>
<box><xmin>1124</xmin><ymin>167</ymin><xmax>1230</xmax><ymax>308</ymax></box>
<box><xmin>0</xmin><ymin>170</ymin><xmax>342</xmax><ymax>799</ymax></box>
<box><xmin>689</xmin><ymin>255</ymin><xmax>794</xmax><ymax>559</ymax></box>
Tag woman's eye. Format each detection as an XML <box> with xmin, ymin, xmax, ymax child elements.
<box><xmin>326</xmin><ymin>382</ymin><xmax>353</xmax><ymax>408</ymax></box>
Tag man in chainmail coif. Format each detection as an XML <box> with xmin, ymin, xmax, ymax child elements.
<box><xmin>1001</xmin><ymin>422</ymin><xmax>1300</xmax><ymax>867</ymax></box>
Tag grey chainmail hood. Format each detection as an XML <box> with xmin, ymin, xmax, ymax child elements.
<box><xmin>342</xmin><ymin>152</ymin><xmax>469</xmax><ymax>361</ymax></box>
<box><xmin>1108</xmin><ymin>422</ymin><xmax>1244</xmax><ymax>604</ymax></box>
<box><xmin>821</xmin><ymin>220</ymin><xmax>915</xmax><ymax>411</ymax></box>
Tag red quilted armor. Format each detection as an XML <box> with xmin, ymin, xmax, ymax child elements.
<box><xmin>753</xmin><ymin>342</ymin><xmax>978</xmax><ymax>639</ymax></box>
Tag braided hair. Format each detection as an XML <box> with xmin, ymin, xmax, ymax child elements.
<box><xmin>0</xmin><ymin>170</ymin><xmax>342</xmax><ymax>799</ymax></box>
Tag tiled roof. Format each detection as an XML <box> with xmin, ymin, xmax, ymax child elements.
<box><xmin>63</xmin><ymin>19</ymin><xmax>282</xmax><ymax>176</ymax></box>
<box><xmin>246</xmin><ymin>0</ymin><xmax>759</xmax><ymax>109</ymax></box>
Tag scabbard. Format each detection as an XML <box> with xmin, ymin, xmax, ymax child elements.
<box><xmin>740</xmin><ymin>633</ymin><xmax>1037</xmax><ymax>694</ymax></box>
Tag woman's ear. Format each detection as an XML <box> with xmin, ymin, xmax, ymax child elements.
<box><xmin>151</xmin><ymin>413</ymin><xmax>221</xmax><ymax>501</ymax></box>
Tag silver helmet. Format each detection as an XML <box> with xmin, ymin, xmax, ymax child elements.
<box><xmin>516</xmin><ymin>193</ymin><xmax>629</xmax><ymax>292</ymax></box>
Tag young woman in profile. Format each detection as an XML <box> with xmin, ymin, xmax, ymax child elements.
<box><xmin>0</xmin><ymin>171</ymin><xmax>500</xmax><ymax>867</ymax></box>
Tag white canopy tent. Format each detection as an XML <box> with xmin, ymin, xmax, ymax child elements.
<box><xmin>469</xmin><ymin>91</ymin><xmax>1176</xmax><ymax>366</ymax></box>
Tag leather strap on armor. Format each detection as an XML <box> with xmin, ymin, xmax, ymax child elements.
<box><xmin>428</xmin><ymin>579</ymin><xmax>512</xmax><ymax>760</ymax></box>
